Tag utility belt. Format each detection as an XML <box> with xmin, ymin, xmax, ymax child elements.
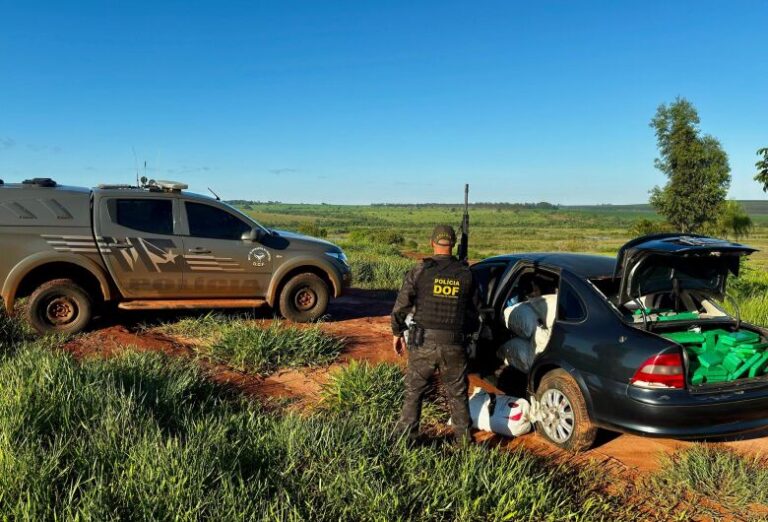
<box><xmin>406</xmin><ymin>324</ymin><xmax>465</xmax><ymax>348</ymax></box>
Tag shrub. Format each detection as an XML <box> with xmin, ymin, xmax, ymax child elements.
<box><xmin>629</xmin><ymin>218</ymin><xmax>674</xmax><ymax>237</ymax></box>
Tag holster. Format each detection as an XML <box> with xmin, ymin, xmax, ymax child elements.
<box><xmin>406</xmin><ymin>323</ymin><xmax>425</xmax><ymax>349</ymax></box>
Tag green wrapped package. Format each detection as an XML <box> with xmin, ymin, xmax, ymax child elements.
<box><xmin>662</xmin><ymin>329</ymin><xmax>768</xmax><ymax>385</ymax></box>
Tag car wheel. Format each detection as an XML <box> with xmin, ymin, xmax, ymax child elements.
<box><xmin>278</xmin><ymin>273</ymin><xmax>329</xmax><ymax>323</ymax></box>
<box><xmin>27</xmin><ymin>278</ymin><xmax>93</xmax><ymax>335</ymax></box>
<box><xmin>535</xmin><ymin>369</ymin><xmax>597</xmax><ymax>452</ymax></box>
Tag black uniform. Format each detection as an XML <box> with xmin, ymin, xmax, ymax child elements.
<box><xmin>391</xmin><ymin>254</ymin><xmax>480</xmax><ymax>441</ymax></box>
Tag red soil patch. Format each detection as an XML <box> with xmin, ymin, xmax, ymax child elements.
<box><xmin>61</xmin><ymin>288</ymin><xmax>768</xmax><ymax>476</ymax></box>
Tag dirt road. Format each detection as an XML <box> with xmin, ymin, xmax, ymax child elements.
<box><xmin>63</xmin><ymin>289</ymin><xmax>768</xmax><ymax>475</ymax></box>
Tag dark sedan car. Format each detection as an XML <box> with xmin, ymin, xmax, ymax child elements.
<box><xmin>470</xmin><ymin>234</ymin><xmax>767</xmax><ymax>451</ymax></box>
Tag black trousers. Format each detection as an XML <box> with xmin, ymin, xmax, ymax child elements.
<box><xmin>398</xmin><ymin>341</ymin><xmax>471</xmax><ymax>441</ymax></box>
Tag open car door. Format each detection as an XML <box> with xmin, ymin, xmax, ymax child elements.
<box><xmin>614</xmin><ymin>234</ymin><xmax>757</xmax><ymax>305</ymax></box>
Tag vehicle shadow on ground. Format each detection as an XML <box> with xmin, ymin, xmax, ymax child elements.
<box><xmin>87</xmin><ymin>288</ymin><xmax>396</xmax><ymax>331</ymax></box>
<box><xmin>326</xmin><ymin>289</ymin><xmax>396</xmax><ymax>320</ymax></box>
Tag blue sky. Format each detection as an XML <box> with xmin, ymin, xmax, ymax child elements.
<box><xmin>1</xmin><ymin>1</ymin><xmax>766</xmax><ymax>204</ymax></box>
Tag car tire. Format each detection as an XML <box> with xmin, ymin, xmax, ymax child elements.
<box><xmin>26</xmin><ymin>278</ymin><xmax>93</xmax><ymax>335</ymax></box>
<box><xmin>535</xmin><ymin>369</ymin><xmax>597</xmax><ymax>452</ymax></box>
<box><xmin>278</xmin><ymin>273</ymin><xmax>329</xmax><ymax>323</ymax></box>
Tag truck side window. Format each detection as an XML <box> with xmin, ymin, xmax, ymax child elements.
<box><xmin>186</xmin><ymin>202</ymin><xmax>251</xmax><ymax>240</ymax></box>
<box><xmin>558</xmin><ymin>281</ymin><xmax>586</xmax><ymax>322</ymax></box>
<box><xmin>115</xmin><ymin>199</ymin><xmax>173</xmax><ymax>235</ymax></box>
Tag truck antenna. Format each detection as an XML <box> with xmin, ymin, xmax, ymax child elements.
<box><xmin>458</xmin><ymin>183</ymin><xmax>470</xmax><ymax>264</ymax></box>
<box><xmin>207</xmin><ymin>187</ymin><xmax>221</xmax><ymax>201</ymax></box>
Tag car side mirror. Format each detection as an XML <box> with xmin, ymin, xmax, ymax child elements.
<box><xmin>241</xmin><ymin>228</ymin><xmax>263</xmax><ymax>242</ymax></box>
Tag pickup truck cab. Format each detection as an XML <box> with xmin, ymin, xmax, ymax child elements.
<box><xmin>0</xmin><ymin>178</ymin><xmax>351</xmax><ymax>334</ymax></box>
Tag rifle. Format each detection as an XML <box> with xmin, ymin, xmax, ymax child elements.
<box><xmin>457</xmin><ymin>184</ymin><xmax>469</xmax><ymax>264</ymax></box>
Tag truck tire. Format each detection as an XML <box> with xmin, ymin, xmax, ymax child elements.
<box><xmin>278</xmin><ymin>273</ymin><xmax>329</xmax><ymax>323</ymax></box>
<box><xmin>26</xmin><ymin>279</ymin><xmax>93</xmax><ymax>335</ymax></box>
<box><xmin>535</xmin><ymin>369</ymin><xmax>597</xmax><ymax>452</ymax></box>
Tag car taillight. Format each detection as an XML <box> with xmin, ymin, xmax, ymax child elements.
<box><xmin>630</xmin><ymin>353</ymin><xmax>685</xmax><ymax>389</ymax></box>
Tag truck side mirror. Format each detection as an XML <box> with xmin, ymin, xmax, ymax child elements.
<box><xmin>241</xmin><ymin>228</ymin><xmax>263</xmax><ymax>242</ymax></box>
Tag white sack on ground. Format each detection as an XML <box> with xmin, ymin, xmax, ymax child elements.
<box><xmin>497</xmin><ymin>336</ymin><xmax>535</xmax><ymax>373</ymax></box>
<box><xmin>467</xmin><ymin>388</ymin><xmax>532</xmax><ymax>437</ymax></box>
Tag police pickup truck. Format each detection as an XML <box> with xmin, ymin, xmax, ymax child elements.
<box><xmin>0</xmin><ymin>178</ymin><xmax>351</xmax><ymax>334</ymax></box>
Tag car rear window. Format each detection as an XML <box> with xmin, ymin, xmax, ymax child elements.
<box><xmin>185</xmin><ymin>202</ymin><xmax>251</xmax><ymax>240</ymax></box>
<box><xmin>115</xmin><ymin>199</ymin><xmax>173</xmax><ymax>235</ymax></box>
<box><xmin>558</xmin><ymin>281</ymin><xmax>586</xmax><ymax>322</ymax></box>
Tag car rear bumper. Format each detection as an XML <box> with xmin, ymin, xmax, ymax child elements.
<box><xmin>592</xmin><ymin>377</ymin><xmax>768</xmax><ymax>438</ymax></box>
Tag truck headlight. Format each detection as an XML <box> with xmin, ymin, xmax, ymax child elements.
<box><xmin>325</xmin><ymin>251</ymin><xmax>349</xmax><ymax>266</ymax></box>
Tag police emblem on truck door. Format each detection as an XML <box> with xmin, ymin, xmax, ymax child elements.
<box><xmin>248</xmin><ymin>247</ymin><xmax>271</xmax><ymax>267</ymax></box>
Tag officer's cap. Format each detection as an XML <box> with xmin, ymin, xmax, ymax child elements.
<box><xmin>431</xmin><ymin>225</ymin><xmax>456</xmax><ymax>246</ymax></box>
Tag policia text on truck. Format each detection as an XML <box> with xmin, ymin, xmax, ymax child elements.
<box><xmin>0</xmin><ymin>178</ymin><xmax>351</xmax><ymax>334</ymax></box>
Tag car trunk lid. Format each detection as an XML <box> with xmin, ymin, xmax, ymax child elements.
<box><xmin>614</xmin><ymin>234</ymin><xmax>757</xmax><ymax>305</ymax></box>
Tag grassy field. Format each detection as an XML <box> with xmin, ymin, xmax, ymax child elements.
<box><xmin>239</xmin><ymin>201</ymin><xmax>768</xmax><ymax>270</ymax></box>
<box><xmin>239</xmin><ymin>202</ymin><xmax>768</xmax><ymax>323</ymax></box>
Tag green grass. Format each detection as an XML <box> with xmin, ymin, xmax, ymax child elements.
<box><xmin>649</xmin><ymin>445</ymin><xmax>768</xmax><ymax>518</ymax></box>
<box><xmin>336</xmin><ymin>240</ymin><xmax>417</xmax><ymax>290</ymax></box>
<box><xmin>320</xmin><ymin>361</ymin><xmax>446</xmax><ymax>425</ymax></box>
<box><xmin>155</xmin><ymin>314</ymin><xmax>344</xmax><ymax>374</ymax></box>
<box><xmin>0</xmin><ymin>343</ymin><xmax>637</xmax><ymax>521</ymax></box>
<box><xmin>0</xmin><ymin>311</ymin><xmax>26</xmax><ymax>351</ymax></box>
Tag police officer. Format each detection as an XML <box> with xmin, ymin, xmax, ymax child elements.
<box><xmin>391</xmin><ymin>225</ymin><xmax>480</xmax><ymax>443</ymax></box>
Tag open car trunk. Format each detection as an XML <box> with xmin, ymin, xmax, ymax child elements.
<box><xmin>652</xmin><ymin>321</ymin><xmax>768</xmax><ymax>388</ymax></box>
<box><xmin>614</xmin><ymin>234</ymin><xmax>763</xmax><ymax>389</ymax></box>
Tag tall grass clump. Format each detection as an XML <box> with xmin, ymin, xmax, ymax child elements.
<box><xmin>320</xmin><ymin>361</ymin><xmax>445</xmax><ymax>425</ymax></box>
<box><xmin>0</xmin><ymin>309</ymin><xmax>28</xmax><ymax>352</ymax></box>
<box><xmin>338</xmin><ymin>238</ymin><xmax>416</xmax><ymax>290</ymax></box>
<box><xmin>0</xmin><ymin>343</ymin><xmax>627</xmax><ymax>520</ymax></box>
<box><xmin>157</xmin><ymin>314</ymin><xmax>344</xmax><ymax>374</ymax></box>
<box><xmin>739</xmin><ymin>295</ymin><xmax>768</xmax><ymax>327</ymax></box>
<box><xmin>650</xmin><ymin>445</ymin><xmax>768</xmax><ymax>515</ymax></box>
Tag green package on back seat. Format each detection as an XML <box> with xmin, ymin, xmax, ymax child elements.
<box><xmin>657</xmin><ymin>312</ymin><xmax>700</xmax><ymax>322</ymax></box>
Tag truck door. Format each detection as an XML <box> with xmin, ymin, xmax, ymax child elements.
<box><xmin>179</xmin><ymin>200</ymin><xmax>272</xmax><ymax>297</ymax></box>
<box><xmin>93</xmin><ymin>195</ymin><xmax>185</xmax><ymax>298</ymax></box>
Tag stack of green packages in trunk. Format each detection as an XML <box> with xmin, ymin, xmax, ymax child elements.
<box><xmin>662</xmin><ymin>329</ymin><xmax>768</xmax><ymax>385</ymax></box>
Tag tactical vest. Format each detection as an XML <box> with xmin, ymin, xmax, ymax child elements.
<box><xmin>412</xmin><ymin>256</ymin><xmax>474</xmax><ymax>333</ymax></box>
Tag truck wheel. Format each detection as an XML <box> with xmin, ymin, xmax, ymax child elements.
<box><xmin>278</xmin><ymin>273</ymin><xmax>329</xmax><ymax>323</ymax></box>
<box><xmin>27</xmin><ymin>279</ymin><xmax>93</xmax><ymax>335</ymax></box>
<box><xmin>535</xmin><ymin>369</ymin><xmax>597</xmax><ymax>452</ymax></box>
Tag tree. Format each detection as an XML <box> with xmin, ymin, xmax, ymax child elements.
<box><xmin>756</xmin><ymin>147</ymin><xmax>768</xmax><ymax>193</ymax></box>
<box><xmin>707</xmin><ymin>200</ymin><xmax>753</xmax><ymax>239</ymax></box>
<box><xmin>649</xmin><ymin>98</ymin><xmax>731</xmax><ymax>233</ymax></box>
